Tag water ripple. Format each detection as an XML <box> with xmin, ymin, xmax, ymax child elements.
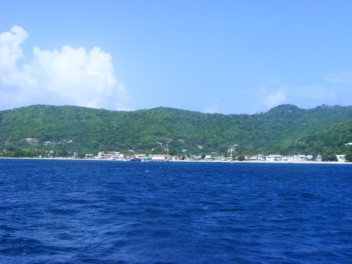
<box><xmin>0</xmin><ymin>160</ymin><xmax>351</xmax><ymax>263</ymax></box>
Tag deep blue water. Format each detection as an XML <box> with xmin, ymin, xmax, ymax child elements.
<box><xmin>0</xmin><ymin>159</ymin><xmax>351</xmax><ymax>263</ymax></box>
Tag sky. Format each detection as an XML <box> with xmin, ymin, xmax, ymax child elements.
<box><xmin>1</xmin><ymin>0</ymin><xmax>351</xmax><ymax>114</ymax></box>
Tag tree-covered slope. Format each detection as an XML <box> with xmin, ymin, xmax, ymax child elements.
<box><xmin>285</xmin><ymin>120</ymin><xmax>352</xmax><ymax>155</ymax></box>
<box><xmin>244</xmin><ymin>104</ymin><xmax>352</xmax><ymax>154</ymax></box>
<box><xmin>0</xmin><ymin>104</ymin><xmax>351</xmax><ymax>156</ymax></box>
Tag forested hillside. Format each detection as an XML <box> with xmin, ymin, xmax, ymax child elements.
<box><xmin>0</xmin><ymin>104</ymin><xmax>351</xmax><ymax>157</ymax></box>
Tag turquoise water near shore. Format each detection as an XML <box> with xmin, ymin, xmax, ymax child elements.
<box><xmin>1</xmin><ymin>159</ymin><xmax>351</xmax><ymax>263</ymax></box>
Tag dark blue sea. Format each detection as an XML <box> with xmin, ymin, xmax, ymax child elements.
<box><xmin>0</xmin><ymin>159</ymin><xmax>351</xmax><ymax>264</ymax></box>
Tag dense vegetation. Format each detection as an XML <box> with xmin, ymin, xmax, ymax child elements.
<box><xmin>0</xmin><ymin>104</ymin><xmax>351</xmax><ymax>159</ymax></box>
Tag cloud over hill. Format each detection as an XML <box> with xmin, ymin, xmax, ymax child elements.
<box><xmin>0</xmin><ymin>26</ymin><xmax>131</xmax><ymax>110</ymax></box>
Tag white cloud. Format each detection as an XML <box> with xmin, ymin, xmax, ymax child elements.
<box><xmin>0</xmin><ymin>25</ymin><xmax>27</xmax><ymax>85</ymax></box>
<box><xmin>0</xmin><ymin>26</ymin><xmax>131</xmax><ymax>110</ymax></box>
<box><xmin>203</xmin><ymin>103</ymin><xmax>221</xmax><ymax>114</ymax></box>
<box><xmin>265</xmin><ymin>87</ymin><xmax>287</xmax><ymax>108</ymax></box>
<box><xmin>255</xmin><ymin>85</ymin><xmax>287</xmax><ymax>110</ymax></box>
<box><xmin>248</xmin><ymin>72</ymin><xmax>352</xmax><ymax>114</ymax></box>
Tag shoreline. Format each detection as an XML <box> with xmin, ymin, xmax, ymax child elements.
<box><xmin>0</xmin><ymin>157</ymin><xmax>351</xmax><ymax>165</ymax></box>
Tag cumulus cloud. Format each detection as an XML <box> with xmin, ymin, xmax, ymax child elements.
<box><xmin>0</xmin><ymin>26</ymin><xmax>131</xmax><ymax>110</ymax></box>
<box><xmin>0</xmin><ymin>25</ymin><xmax>27</xmax><ymax>83</ymax></box>
<box><xmin>254</xmin><ymin>85</ymin><xmax>287</xmax><ymax>111</ymax></box>
<box><xmin>264</xmin><ymin>87</ymin><xmax>287</xmax><ymax>109</ymax></box>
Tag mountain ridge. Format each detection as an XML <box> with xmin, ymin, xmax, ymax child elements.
<box><xmin>1</xmin><ymin>104</ymin><xmax>351</xmax><ymax>158</ymax></box>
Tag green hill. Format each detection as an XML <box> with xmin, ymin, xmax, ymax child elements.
<box><xmin>0</xmin><ymin>104</ymin><xmax>351</xmax><ymax>157</ymax></box>
<box><xmin>285</xmin><ymin>120</ymin><xmax>352</xmax><ymax>156</ymax></box>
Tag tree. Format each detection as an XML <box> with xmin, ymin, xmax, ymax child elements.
<box><xmin>322</xmin><ymin>154</ymin><xmax>338</xmax><ymax>162</ymax></box>
<box><xmin>237</xmin><ymin>155</ymin><xmax>245</xmax><ymax>161</ymax></box>
<box><xmin>345</xmin><ymin>148</ymin><xmax>352</xmax><ymax>162</ymax></box>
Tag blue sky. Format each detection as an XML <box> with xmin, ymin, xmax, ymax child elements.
<box><xmin>1</xmin><ymin>0</ymin><xmax>351</xmax><ymax>114</ymax></box>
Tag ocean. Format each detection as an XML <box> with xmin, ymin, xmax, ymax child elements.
<box><xmin>0</xmin><ymin>159</ymin><xmax>351</xmax><ymax>263</ymax></box>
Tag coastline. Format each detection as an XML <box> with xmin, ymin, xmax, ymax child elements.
<box><xmin>0</xmin><ymin>156</ymin><xmax>351</xmax><ymax>165</ymax></box>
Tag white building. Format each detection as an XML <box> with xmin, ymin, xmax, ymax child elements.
<box><xmin>266</xmin><ymin>154</ymin><xmax>283</xmax><ymax>162</ymax></box>
<box><xmin>336</xmin><ymin>155</ymin><xmax>346</xmax><ymax>162</ymax></box>
<box><xmin>151</xmin><ymin>154</ymin><xmax>171</xmax><ymax>162</ymax></box>
<box><xmin>204</xmin><ymin>155</ymin><xmax>213</xmax><ymax>160</ymax></box>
